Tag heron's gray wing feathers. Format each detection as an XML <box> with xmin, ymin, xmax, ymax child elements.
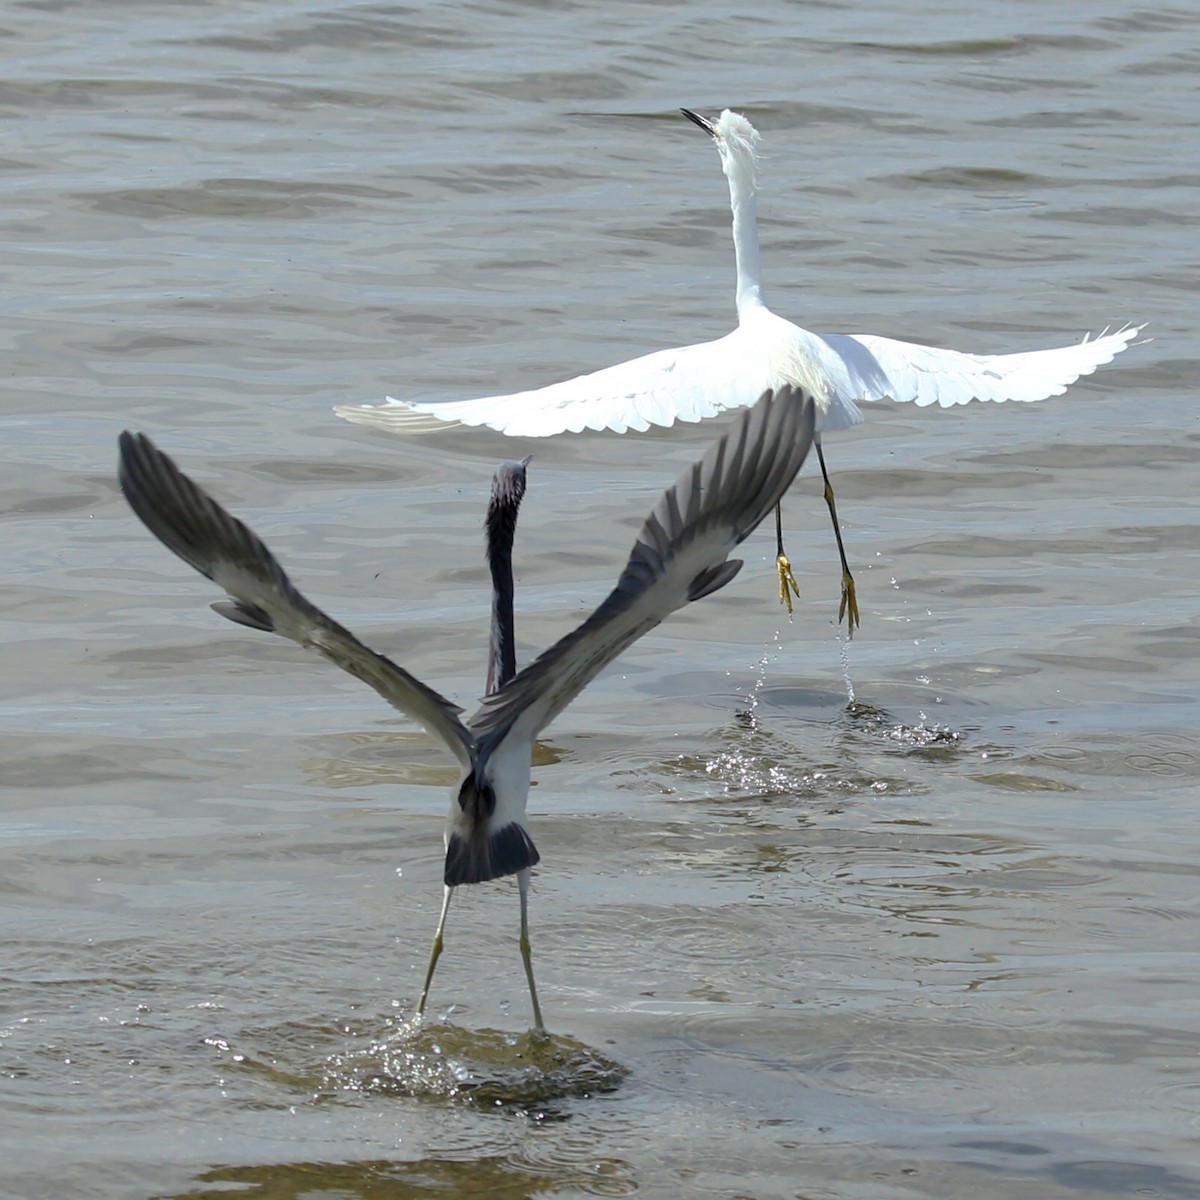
<box><xmin>118</xmin><ymin>432</ymin><xmax>474</xmax><ymax>768</ymax></box>
<box><xmin>467</xmin><ymin>386</ymin><xmax>816</xmax><ymax>758</ymax></box>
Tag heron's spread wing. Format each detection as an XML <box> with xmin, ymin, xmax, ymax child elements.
<box><xmin>821</xmin><ymin>324</ymin><xmax>1144</xmax><ymax>415</ymax></box>
<box><xmin>334</xmin><ymin>328</ymin><xmax>778</xmax><ymax>439</ymax></box>
<box><xmin>466</xmin><ymin>385</ymin><xmax>816</xmax><ymax>758</ymax></box>
<box><xmin>118</xmin><ymin>432</ymin><xmax>474</xmax><ymax>768</ymax></box>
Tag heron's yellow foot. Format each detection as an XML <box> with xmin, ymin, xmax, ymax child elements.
<box><xmin>839</xmin><ymin>570</ymin><xmax>861</xmax><ymax>635</ymax></box>
<box><xmin>777</xmin><ymin>554</ymin><xmax>801</xmax><ymax>615</ymax></box>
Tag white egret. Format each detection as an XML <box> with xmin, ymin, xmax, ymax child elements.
<box><xmin>335</xmin><ymin>108</ymin><xmax>1142</xmax><ymax>633</ymax></box>
<box><xmin>119</xmin><ymin>385</ymin><xmax>817</xmax><ymax>1031</ymax></box>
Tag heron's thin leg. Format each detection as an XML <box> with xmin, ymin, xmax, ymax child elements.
<box><xmin>416</xmin><ymin>884</ymin><xmax>453</xmax><ymax>1020</ymax></box>
<box><xmin>775</xmin><ymin>500</ymin><xmax>801</xmax><ymax>614</ymax></box>
<box><xmin>517</xmin><ymin>868</ymin><xmax>546</xmax><ymax>1034</ymax></box>
<box><xmin>815</xmin><ymin>438</ymin><xmax>860</xmax><ymax>635</ymax></box>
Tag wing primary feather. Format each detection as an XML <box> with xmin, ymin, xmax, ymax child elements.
<box><xmin>466</xmin><ymin>385</ymin><xmax>816</xmax><ymax>758</ymax></box>
<box><xmin>117</xmin><ymin>431</ymin><xmax>475</xmax><ymax>767</ymax></box>
<box><xmin>688</xmin><ymin>558</ymin><xmax>743</xmax><ymax>601</ymax></box>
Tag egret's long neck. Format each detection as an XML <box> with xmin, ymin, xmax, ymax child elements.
<box><xmin>725</xmin><ymin>157</ymin><xmax>764</xmax><ymax>318</ymax></box>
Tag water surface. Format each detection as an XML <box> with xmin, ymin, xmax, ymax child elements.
<box><xmin>1</xmin><ymin>1</ymin><xmax>1197</xmax><ymax>1197</ymax></box>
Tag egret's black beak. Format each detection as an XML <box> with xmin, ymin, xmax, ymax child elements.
<box><xmin>680</xmin><ymin>108</ymin><xmax>717</xmax><ymax>138</ymax></box>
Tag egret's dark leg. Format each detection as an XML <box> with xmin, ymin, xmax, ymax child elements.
<box><xmin>416</xmin><ymin>885</ymin><xmax>453</xmax><ymax>1020</ymax></box>
<box><xmin>517</xmin><ymin>868</ymin><xmax>546</xmax><ymax>1034</ymax></box>
<box><xmin>815</xmin><ymin>438</ymin><xmax>860</xmax><ymax>634</ymax></box>
<box><xmin>775</xmin><ymin>501</ymin><xmax>801</xmax><ymax>614</ymax></box>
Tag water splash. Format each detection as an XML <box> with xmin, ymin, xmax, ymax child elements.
<box><xmin>322</xmin><ymin>1019</ymin><xmax>627</xmax><ymax>1109</ymax></box>
<box><xmin>843</xmin><ymin>700</ymin><xmax>964</xmax><ymax>752</ymax></box>
<box><xmin>207</xmin><ymin>1013</ymin><xmax>628</xmax><ymax>1112</ymax></box>
<box><xmin>837</xmin><ymin>631</ymin><xmax>856</xmax><ymax>705</ymax></box>
<box><xmin>742</xmin><ymin>628</ymin><xmax>787</xmax><ymax>729</ymax></box>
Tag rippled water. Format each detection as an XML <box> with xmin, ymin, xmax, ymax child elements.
<box><xmin>2</xmin><ymin>1</ymin><xmax>1197</xmax><ymax>1197</ymax></box>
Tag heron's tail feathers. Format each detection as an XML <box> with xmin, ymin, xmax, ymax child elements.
<box><xmin>445</xmin><ymin>773</ymin><xmax>538</xmax><ymax>885</ymax></box>
<box><xmin>444</xmin><ymin>822</ymin><xmax>539</xmax><ymax>887</ymax></box>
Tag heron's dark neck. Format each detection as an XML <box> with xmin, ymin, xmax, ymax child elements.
<box><xmin>484</xmin><ymin>465</ymin><xmax>526</xmax><ymax>695</ymax></box>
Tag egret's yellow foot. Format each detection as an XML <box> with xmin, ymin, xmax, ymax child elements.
<box><xmin>777</xmin><ymin>554</ymin><xmax>801</xmax><ymax>615</ymax></box>
<box><xmin>839</xmin><ymin>570</ymin><xmax>860</xmax><ymax>635</ymax></box>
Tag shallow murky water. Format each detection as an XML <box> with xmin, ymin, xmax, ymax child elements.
<box><xmin>2</xmin><ymin>1</ymin><xmax>1198</xmax><ymax>1197</ymax></box>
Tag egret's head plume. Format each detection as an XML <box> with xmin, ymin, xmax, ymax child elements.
<box><xmin>713</xmin><ymin>110</ymin><xmax>760</xmax><ymax>152</ymax></box>
<box><xmin>681</xmin><ymin>107</ymin><xmax>760</xmax><ymax>186</ymax></box>
<box><xmin>713</xmin><ymin>110</ymin><xmax>760</xmax><ymax>184</ymax></box>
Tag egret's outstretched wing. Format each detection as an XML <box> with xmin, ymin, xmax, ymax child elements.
<box><xmin>334</xmin><ymin>328</ymin><xmax>778</xmax><ymax>439</ymax></box>
<box><xmin>118</xmin><ymin>432</ymin><xmax>475</xmax><ymax>768</ymax></box>
<box><xmin>335</xmin><ymin>322</ymin><xmax>1143</xmax><ymax>441</ymax></box>
<box><xmin>825</xmin><ymin>324</ymin><xmax>1145</xmax><ymax>411</ymax></box>
<box><xmin>466</xmin><ymin>385</ymin><xmax>816</xmax><ymax>758</ymax></box>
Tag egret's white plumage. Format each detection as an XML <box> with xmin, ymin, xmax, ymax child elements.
<box><xmin>334</xmin><ymin>108</ymin><xmax>1142</xmax><ymax>628</ymax></box>
<box><xmin>118</xmin><ymin>384</ymin><xmax>817</xmax><ymax>1030</ymax></box>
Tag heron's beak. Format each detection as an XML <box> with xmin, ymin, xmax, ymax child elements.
<box><xmin>680</xmin><ymin>108</ymin><xmax>717</xmax><ymax>138</ymax></box>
